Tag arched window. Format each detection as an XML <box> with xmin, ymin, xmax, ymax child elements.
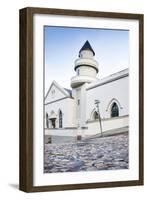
<box><xmin>46</xmin><ymin>113</ymin><xmax>49</xmax><ymax>128</ymax></box>
<box><xmin>111</xmin><ymin>103</ymin><xmax>119</xmax><ymax>117</ymax></box>
<box><xmin>59</xmin><ymin>110</ymin><xmax>63</xmax><ymax>128</ymax></box>
<box><xmin>93</xmin><ymin>111</ymin><xmax>99</xmax><ymax>120</ymax></box>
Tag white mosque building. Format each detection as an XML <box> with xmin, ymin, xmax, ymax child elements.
<box><xmin>44</xmin><ymin>41</ymin><xmax>129</xmax><ymax>143</ymax></box>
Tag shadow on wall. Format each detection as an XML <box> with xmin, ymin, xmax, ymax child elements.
<box><xmin>8</xmin><ymin>183</ymin><xmax>19</xmax><ymax>190</ymax></box>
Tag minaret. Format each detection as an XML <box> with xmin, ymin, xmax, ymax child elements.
<box><xmin>71</xmin><ymin>41</ymin><xmax>99</xmax><ymax>128</ymax></box>
<box><xmin>71</xmin><ymin>40</ymin><xmax>98</xmax><ymax>88</ymax></box>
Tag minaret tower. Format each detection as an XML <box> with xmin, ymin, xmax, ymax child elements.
<box><xmin>71</xmin><ymin>40</ymin><xmax>99</xmax><ymax>88</ymax></box>
<box><xmin>71</xmin><ymin>41</ymin><xmax>99</xmax><ymax>128</ymax></box>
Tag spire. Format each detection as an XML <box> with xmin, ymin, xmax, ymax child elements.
<box><xmin>79</xmin><ymin>40</ymin><xmax>95</xmax><ymax>56</ymax></box>
<box><xmin>71</xmin><ymin>40</ymin><xmax>99</xmax><ymax>88</ymax></box>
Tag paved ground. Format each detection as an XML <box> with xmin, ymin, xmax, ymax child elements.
<box><xmin>44</xmin><ymin>133</ymin><xmax>129</xmax><ymax>173</ymax></box>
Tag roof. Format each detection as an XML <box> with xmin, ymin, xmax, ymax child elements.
<box><xmin>64</xmin><ymin>88</ymin><xmax>72</xmax><ymax>97</ymax></box>
<box><xmin>79</xmin><ymin>40</ymin><xmax>95</xmax><ymax>56</ymax></box>
<box><xmin>45</xmin><ymin>80</ymin><xmax>72</xmax><ymax>102</ymax></box>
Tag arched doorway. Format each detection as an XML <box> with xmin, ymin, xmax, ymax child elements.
<box><xmin>49</xmin><ymin>118</ymin><xmax>56</xmax><ymax>128</ymax></box>
<box><xmin>49</xmin><ymin>111</ymin><xmax>57</xmax><ymax>128</ymax></box>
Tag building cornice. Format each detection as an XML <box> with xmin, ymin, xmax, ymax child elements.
<box><xmin>86</xmin><ymin>115</ymin><xmax>129</xmax><ymax>123</ymax></box>
<box><xmin>45</xmin><ymin>96</ymin><xmax>74</xmax><ymax>105</ymax></box>
<box><xmin>86</xmin><ymin>70</ymin><xmax>129</xmax><ymax>91</ymax></box>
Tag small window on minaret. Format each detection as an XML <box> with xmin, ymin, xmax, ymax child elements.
<box><xmin>77</xmin><ymin>69</ymin><xmax>80</xmax><ymax>75</ymax></box>
<box><xmin>77</xmin><ymin>99</ymin><xmax>80</xmax><ymax>105</ymax></box>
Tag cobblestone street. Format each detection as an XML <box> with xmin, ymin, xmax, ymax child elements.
<box><xmin>44</xmin><ymin>133</ymin><xmax>129</xmax><ymax>173</ymax></box>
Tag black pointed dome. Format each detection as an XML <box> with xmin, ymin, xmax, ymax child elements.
<box><xmin>79</xmin><ymin>40</ymin><xmax>95</xmax><ymax>56</ymax></box>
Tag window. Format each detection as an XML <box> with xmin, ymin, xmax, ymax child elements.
<box><xmin>111</xmin><ymin>102</ymin><xmax>119</xmax><ymax>117</ymax></box>
<box><xmin>46</xmin><ymin>113</ymin><xmax>49</xmax><ymax>128</ymax></box>
<box><xmin>77</xmin><ymin>69</ymin><xmax>80</xmax><ymax>75</ymax></box>
<box><xmin>77</xmin><ymin>99</ymin><xmax>80</xmax><ymax>105</ymax></box>
<box><xmin>93</xmin><ymin>111</ymin><xmax>99</xmax><ymax>120</ymax></box>
<box><xmin>59</xmin><ymin>110</ymin><xmax>63</xmax><ymax>128</ymax></box>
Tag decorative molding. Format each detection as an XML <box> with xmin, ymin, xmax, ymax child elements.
<box><xmin>86</xmin><ymin>71</ymin><xmax>129</xmax><ymax>91</ymax></box>
<box><xmin>106</xmin><ymin>98</ymin><xmax>123</xmax><ymax>112</ymax></box>
<box><xmin>45</xmin><ymin>96</ymin><xmax>74</xmax><ymax>105</ymax></box>
<box><xmin>86</xmin><ymin>115</ymin><xmax>129</xmax><ymax>123</ymax></box>
<box><xmin>75</xmin><ymin>64</ymin><xmax>98</xmax><ymax>73</ymax></box>
<box><xmin>90</xmin><ymin>108</ymin><xmax>97</xmax><ymax>120</ymax></box>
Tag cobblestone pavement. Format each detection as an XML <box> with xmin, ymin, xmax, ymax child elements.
<box><xmin>44</xmin><ymin>133</ymin><xmax>129</xmax><ymax>173</ymax></box>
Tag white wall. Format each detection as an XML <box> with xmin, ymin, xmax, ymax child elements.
<box><xmin>45</xmin><ymin>115</ymin><xmax>129</xmax><ymax>136</ymax></box>
<box><xmin>86</xmin><ymin>115</ymin><xmax>129</xmax><ymax>135</ymax></box>
<box><xmin>45</xmin><ymin>98</ymin><xmax>76</xmax><ymax>127</ymax></box>
<box><xmin>0</xmin><ymin>0</ymin><xmax>146</xmax><ymax>200</ymax></box>
<box><xmin>80</xmin><ymin>84</ymin><xmax>87</xmax><ymax>127</ymax></box>
<box><xmin>45</xmin><ymin>128</ymin><xmax>77</xmax><ymax>136</ymax></box>
<box><xmin>78</xmin><ymin>66</ymin><xmax>97</xmax><ymax>77</ymax></box>
<box><xmin>80</xmin><ymin>50</ymin><xmax>93</xmax><ymax>58</ymax></box>
<box><xmin>86</xmin><ymin>76</ymin><xmax>129</xmax><ymax>120</ymax></box>
<box><xmin>45</xmin><ymin>84</ymin><xmax>66</xmax><ymax>103</ymax></box>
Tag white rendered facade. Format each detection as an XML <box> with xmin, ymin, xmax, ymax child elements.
<box><xmin>44</xmin><ymin>41</ymin><xmax>129</xmax><ymax>139</ymax></box>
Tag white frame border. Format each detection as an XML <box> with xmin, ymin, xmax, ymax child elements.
<box><xmin>33</xmin><ymin>14</ymin><xmax>139</xmax><ymax>186</ymax></box>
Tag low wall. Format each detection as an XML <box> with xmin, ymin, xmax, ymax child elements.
<box><xmin>44</xmin><ymin>135</ymin><xmax>77</xmax><ymax>144</ymax></box>
<box><xmin>44</xmin><ymin>115</ymin><xmax>129</xmax><ymax>143</ymax></box>
<box><xmin>86</xmin><ymin>115</ymin><xmax>129</xmax><ymax>135</ymax></box>
<box><xmin>45</xmin><ymin>128</ymin><xmax>77</xmax><ymax>136</ymax></box>
<box><xmin>45</xmin><ymin>129</ymin><xmax>78</xmax><ymax>144</ymax></box>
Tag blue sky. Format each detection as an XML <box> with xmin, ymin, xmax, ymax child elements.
<box><xmin>44</xmin><ymin>26</ymin><xmax>129</xmax><ymax>94</ymax></box>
